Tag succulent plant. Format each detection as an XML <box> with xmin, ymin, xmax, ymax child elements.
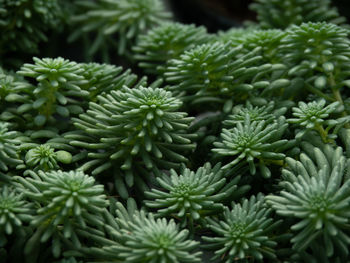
<box><xmin>17</xmin><ymin>57</ymin><xmax>89</xmax><ymax>127</ymax></box>
<box><xmin>288</xmin><ymin>99</ymin><xmax>348</xmax><ymax>141</ymax></box>
<box><xmin>89</xmin><ymin>204</ymin><xmax>202</xmax><ymax>263</ymax></box>
<box><xmin>281</xmin><ymin>22</ymin><xmax>350</xmax><ymax>104</ymax></box>
<box><xmin>213</xmin><ymin>114</ymin><xmax>290</xmax><ymax>177</ymax></box>
<box><xmin>267</xmin><ymin>144</ymin><xmax>350</xmax><ymax>258</ymax></box>
<box><xmin>0</xmin><ymin>0</ymin><xmax>64</xmax><ymax>66</ymax></box>
<box><xmin>15</xmin><ymin>170</ymin><xmax>109</xmax><ymax>257</ymax></box>
<box><xmin>69</xmin><ymin>84</ymin><xmax>196</xmax><ymax>198</ymax></box>
<box><xmin>164</xmin><ymin>42</ymin><xmax>284</xmax><ymax>108</ymax></box>
<box><xmin>116</xmin><ymin>211</ymin><xmax>202</xmax><ymax>262</ymax></box>
<box><xmin>239</xmin><ymin>29</ymin><xmax>287</xmax><ymax>63</ymax></box>
<box><xmin>145</xmin><ymin>163</ymin><xmax>249</xmax><ymax>228</ymax></box>
<box><xmin>202</xmin><ymin>194</ymin><xmax>280</xmax><ymax>262</ymax></box>
<box><xmin>24</xmin><ymin>144</ymin><xmax>72</xmax><ymax>171</ymax></box>
<box><xmin>0</xmin><ymin>185</ymin><xmax>33</xmax><ymax>236</ymax></box>
<box><xmin>250</xmin><ymin>0</ymin><xmax>345</xmax><ymax>29</ymax></box>
<box><xmin>133</xmin><ymin>22</ymin><xmax>212</xmax><ymax>74</ymax></box>
<box><xmin>224</xmin><ymin>101</ymin><xmax>287</xmax><ymax>127</ymax></box>
<box><xmin>79</xmin><ymin>62</ymin><xmax>137</xmax><ymax>99</ymax></box>
<box><xmin>1</xmin><ymin>0</ymin><xmax>350</xmax><ymax>261</ymax></box>
<box><xmin>0</xmin><ymin>122</ymin><xmax>22</xmax><ymax>172</ymax></box>
<box><xmin>70</xmin><ymin>0</ymin><xmax>171</xmax><ymax>58</ymax></box>
<box><xmin>217</xmin><ymin>27</ymin><xmax>255</xmax><ymax>45</ymax></box>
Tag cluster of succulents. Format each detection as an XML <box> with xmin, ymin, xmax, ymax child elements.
<box><xmin>1</xmin><ymin>0</ymin><xmax>350</xmax><ymax>262</ymax></box>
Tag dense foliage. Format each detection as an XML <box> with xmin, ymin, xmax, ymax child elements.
<box><xmin>1</xmin><ymin>0</ymin><xmax>350</xmax><ymax>262</ymax></box>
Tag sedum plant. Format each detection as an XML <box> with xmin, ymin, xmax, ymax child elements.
<box><xmin>69</xmin><ymin>84</ymin><xmax>196</xmax><ymax>198</ymax></box>
<box><xmin>24</xmin><ymin>144</ymin><xmax>72</xmax><ymax>172</ymax></box>
<box><xmin>219</xmin><ymin>29</ymin><xmax>287</xmax><ymax>64</ymax></box>
<box><xmin>281</xmin><ymin>22</ymin><xmax>350</xmax><ymax>105</ymax></box>
<box><xmin>0</xmin><ymin>0</ymin><xmax>64</xmax><ymax>66</ymax></box>
<box><xmin>213</xmin><ymin>114</ymin><xmax>291</xmax><ymax>177</ymax></box>
<box><xmin>133</xmin><ymin>22</ymin><xmax>212</xmax><ymax>74</ymax></box>
<box><xmin>75</xmin><ymin>201</ymin><xmax>202</xmax><ymax>263</ymax></box>
<box><xmin>267</xmin><ymin>144</ymin><xmax>350</xmax><ymax>258</ymax></box>
<box><xmin>15</xmin><ymin>170</ymin><xmax>109</xmax><ymax>257</ymax></box>
<box><xmin>0</xmin><ymin>122</ymin><xmax>22</xmax><ymax>173</ymax></box>
<box><xmin>224</xmin><ymin>101</ymin><xmax>287</xmax><ymax>127</ymax></box>
<box><xmin>202</xmin><ymin>194</ymin><xmax>280</xmax><ymax>262</ymax></box>
<box><xmin>0</xmin><ymin>185</ymin><xmax>33</xmax><ymax>237</ymax></box>
<box><xmin>250</xmin><ymin>0</ymin><xmax>345</xmax><ymax>29</ymax></box>
<box><xmin>144</xmin><ymin>163</ymin><xmax>249</xmax><ymax>229</ymax></box>
<box><xmin>17</xmin><ymin>57</ymin><xmax>89</xmax><ymax>127</ymax></box>
<box><xmin>1</xmin><ymin>0</ymin><xmax>350</xmax><ymax>261</ymax></box>
<box><xmin>164</xmin><ymin>42</ymin><xmax>281</xmax><ymax>108</ymax></box>
<box><xmin>112</xmin><ymin>211</ymin><xmax>202</xmax><ymax>263</ymax></box>
<box><xmin>69</xmin><ymin>0</ymin><xmax>171</xmax><ymax>58</ymax></box>
<box><xmin>79</xmin><ymin>62</ymin><xmax>137</xmax><ymax>100</ymax></box>
<box><xmin>288</xmin><ymin>99</ymin><xmax>348</xmax><ymax>141</ymax></box>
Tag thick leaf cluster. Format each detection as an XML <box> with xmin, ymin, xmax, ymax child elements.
<box><xmin>250</xmin><ymin>0</ymin><xmax>345</xmax><ymax>29</ymax></box>
<box><xmin>1</xmin><ymin>0</ymin><xmax>350</xmax><ymax>262</ymax></box>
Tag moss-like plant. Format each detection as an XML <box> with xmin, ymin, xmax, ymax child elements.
<box><xmin>202</xmin><ymin>194</ymin><xmax>280</xmax><ymax>262</ymax></box>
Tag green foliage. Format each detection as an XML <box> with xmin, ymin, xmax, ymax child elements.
<box><xmin>0</xmin><ymin>122</ymin><xmax>22</xmax><ymax>172</ymax></box>
<box><xmin>15</xmin><ymin>170</ymin><xmax>108</xmax><ymax>257</ymax></box>
<box><xmin>17</xmin><ymin>57</ymin><xmax>89</xmax><ymax>127</ymax></box>
<box><xmin>281</xmin><ymin>22</ymin><xmax>350</xmax><ymax>101</ymax></box>
<box><xmin>133</xmin><ymin>22</ymin><xmax>212</xmax><ymax>74</ymax></box>
<box><xmin>203</xmin><ymin>194</ymin><xmax>280</xmax><ymax>262</ymax></box>
<box><xmin>69</xmin><ymin>0</ymin><xmax>171</xmax><ymax>58</ymax></box>
<box><xmin>0</xmin><ymin>185</ymin><xmax>33</xmax><ymax>236</ymax></box>
<box><xmin>116</xmin><ymin>211</ymin><xmax>202</xmax><ymax>262</ymax></box>
<box><xmin>1</xmin><ymin>0</ymin><xmax>350</xmax><ymax>261</ymax></box>
<box><xmin>219</xmin><ymin>29</ymin><xmax>286</xmax><ymax>63</ymax></box>
<box><xmin>145</xmin><ymin>163</ymin><xmax>249</xmax><ymax>228</ymax></box>
<box><xmin>79</xmin><ymin>62</ymin><xmax>137</xmax><ymax>99</ymax></box>
<box><xmin>70</xmin><ymin>84</ymin><xmax>196</xmax><ymax>198</ymax></box>
<box><xmin>0</xmin><ymin>0</ymin><xmax>64</xmax><ymax>65</ymax></box>
<box><xmin>92</xmin><ymin>202</ymin><xmax>202</xmax><ymax>263</ymax></box>
<box><xmin>24</xmin><ymin>144</ymin><xmax>72</xmax><ymax>171</ymax></box>
<box><xmin>250</xmin><ymin>0</ymin><xmax>345</xmax><ymax>29</ymax></box>
<box><xmin>0</xmin><ymin>68</ymin><xmax>32</xmax><ymax>125</ymax></box>
<box><xmin>224</xmin><ymin>101</ymin><xmax>287</xmax><ymax>127</ymax></box>
<box><xmin>288</xmin><ymin>99</ymin><xmax>348</xmax><ymax>141</ymax></box>
<box><xmin>164</xmin><ymin>42</ymin><xmax>282</xmax><ymax>108</ymax></box>
<box><xmin>267</xmin><ymin>144</ymin><xmax>350</xmax><ymax>258</ymax></box>
<box><xmin>213</xmin><ymin>114</ymin><xmax>290</xmax><ymax>177</ymax></box>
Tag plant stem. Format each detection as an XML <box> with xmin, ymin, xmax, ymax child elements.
<box><xmin>315</xmin><ymin>124</ymin><xmax>331</xmax><ymax>143</ymax></box>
